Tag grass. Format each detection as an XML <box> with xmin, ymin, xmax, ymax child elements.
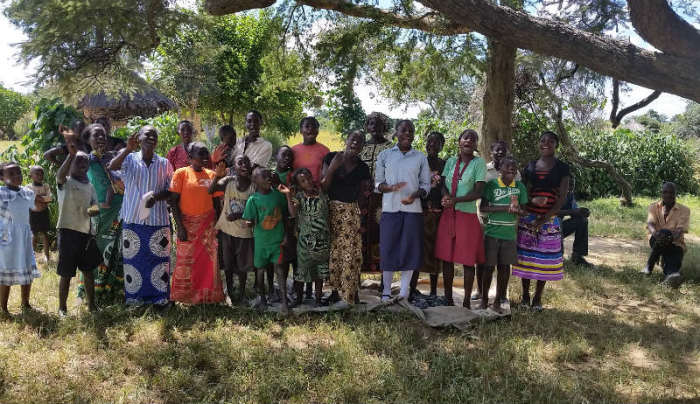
<box><xmin>287</xmin><ymin>130</ymin><xmax>346</xmax><ymax>151</ymax></box>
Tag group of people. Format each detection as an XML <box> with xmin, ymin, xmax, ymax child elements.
<box><xmin>0</xmin><ymin>110</ymin><xmax>690</xmax><ymax>316</ymax></box>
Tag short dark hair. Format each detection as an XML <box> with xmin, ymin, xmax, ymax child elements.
<box><xmin>540</xmin><ymin>130</ymin><xmax>559</xmax><ymax>146</ymax></box>
<box><xmin>219</xmin><ymin>125</ymin><xmax>236</xmax><ymax>137</ymax></box>
<box><xmin>29</xmin><ymin>165</ymin><xmax>44</xmax><ymax>174</ymax></box>
<box><xmin>395</xmin><ymin>119</ymin><xmax>414</xmax><ymax>132</ymax></box>
<box><xmin>186</xmin><ymin>141</ymin><xmax>208</xmax><ymax>158</ymax></box>
<box><xmin>138</xmin><ymin>125</ymin><xmax>158</xmax><ymax>139</ymax></box>
<box><xmin>490</xmin><ymin>140</ymin><xmax>508</xmax><ymax>151</ymax></box>
<box><xmin>82</xmin><ymin>123</ymin><xmax>106</xmax><ymax>142</ymax></box>
<box><xmin>247</xmin><ymin>110</ymin><xmax>263</xmax><ymax>124</ymax></box>
<box><xmin>177</xmin><ymin>120</ymin><xmax>193</xmax><ymax>133</ymax></box>
<box><xmin>300</xmin><ymin>116</ymin><xmax>320</xmax><ymax>130</ymax></box>
<box><xmin>291</xmin><ymin>167</ymin><xmax>312</xmax><ymax>187</ymax></box>
<box><xmin>426</xmin><ymin>131</ymin><xmax>445</xmax><ymax>146</ymax></box>
<box><xmin>500</xmin><ymin>157</ymin><xmax>518</xmax><ymax>169</ymax></box>
<box><xmin>459</xmin><ymin>129</ymin><xmax>479</xmax><ymax>142</ymax></box>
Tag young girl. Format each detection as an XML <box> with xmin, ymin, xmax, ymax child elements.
<box><xmin>209</xmin><ymin>155</ymin><xmax>255</xmax><ymax>303</ymax></box>
<box><xmin>170</xmin><ymin>142</ymin><xmax>225</xmax><ymax>304</ymax></box>
<box><xmin>0</xmin><ymin>163</ymin><xmax>40</xmax><ymax>315</ymax></box>
<box><xmin>279</xmin><ymin>168</ymin><xmax>330</xmax><ymax>306</ymax></box>
<box><xmin>435</xmin><ymin>129</ymin><xmax>487</xmax><ymax>308</ymax></box>
<box><xmin>167</xmin><ymin>120</ymin><xmax>196</xmax><ymax>171</ymax></box>
<box><xmin>27</xmin><ymin>165</ymin><xmax>52</xmax><ymax>264</ymax></box>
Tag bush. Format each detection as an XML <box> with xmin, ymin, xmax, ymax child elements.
<box><xmin>570</xmin><ymin>128</ymin><xmax>697</xmax><ymax>199</ymax></box>
<box><xmin>113</xmin><ymin>112</ymin><xmax>181</xmax><ymax>157</ymax></box>
<box><xmin>414</xmin><ymin>116</ymin><xmax>480</xmax><ymax>159</ymax></box>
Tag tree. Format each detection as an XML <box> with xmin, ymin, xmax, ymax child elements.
<box><xmin>151</xmin><ymin>10</ymin><xmax>314</xmax><ymax>136</ymax></box>
<box><xmin>671</xmin><ymin>102</ymin><xmax>700</xmax><ymax>138</ymax></box>
<box><xmin>0</xmin><ymin>85</ymin><xmax>31</xmax><ymax>139</ymax></box>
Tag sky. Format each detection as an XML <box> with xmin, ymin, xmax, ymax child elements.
<box><xmin>0</xmin><ymin>5</ymin><xmax>692</xmax><ymax>120</ymax></box>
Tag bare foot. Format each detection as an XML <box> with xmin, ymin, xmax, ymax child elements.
<box><xmin>462</xmin><ymin>300</ymin><xmax>471</xmax><ymax>310</ymax></box>
<box><xmin>280</xmin><ymin>304</ymin><xmax>290</xmax><ymax>316</ymax></box>
<box><xmin>492</xmin><ymin>301</ymin><xmax>503</xmax><ymax>314</ymax></box>
<box><xmin>479</xmin><ymin>301</ymin><xmax>488</xmax><ymax>310</ymax></box>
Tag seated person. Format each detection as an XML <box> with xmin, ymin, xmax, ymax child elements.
<box><xmin>558</xmin><ymin>176</ymin><xmax>591</xmax><ymax>267</ymax></box>
<box><xmin>643</xmin><ymin>182</ymin><xmax>689</xmax><ymax>288</ymax></box>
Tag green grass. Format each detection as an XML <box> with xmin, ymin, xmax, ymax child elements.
<box><xmin>1</xmin><ymin>195</ymin><xmax>699</xmax><ymax>403</ymax></box>
<box><xmin>287</xmin><ymin>130</ymin><xmax>346</xmax><ymax>152</ymax></box>
<box><xmin>584</xmin><ymin>195</ymin><xmax>700</xmax><ymax>240</ymax></box>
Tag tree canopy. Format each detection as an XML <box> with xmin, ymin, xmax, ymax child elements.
<box><xmin>0</xmin><ymin>85</ymin><xmax>31</xmax><ymax>139</ymax></box>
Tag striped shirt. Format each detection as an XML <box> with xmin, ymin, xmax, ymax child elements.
<box><xmin>120</xmin><ymin>151</ymin><xmax>173</xmax><ymax>226</ymax></box>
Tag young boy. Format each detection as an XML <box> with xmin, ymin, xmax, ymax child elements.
<box><xmin>479</xmin><ymin>157</ymin><xmax>528</xmax><ymax>312</ymax></box>
<box><xmin>274</xmin><ymin>146</ymin><xmax>302</xmax><ymax>300</ymax></box>
<box><xmin>27</xmin><ymin>166</ymin><xmax>52</xmax><ymax>263</ymax></box>
<box><xmin>212</xmin><ymin>125</ymin><xmax>237</xmax><ymax>168</ymax></box>
<box><xmin>242</xmin><ymin>167</ymin><xmax>290</xmax><ymax>314</ymax></box>
<box><xmin>56</xmin><ymin>144</ymin><xmax>100</xmax><ymax>316</ymax></box>
<box><xmin>292</xmin><ymin>117</ymin><xmax>330</xmax><ymax>185</ymax></box>
<box><xmin>209</xmin><ymin>155</ymin><xmax>255</xmax><ymax>303</ymax></box>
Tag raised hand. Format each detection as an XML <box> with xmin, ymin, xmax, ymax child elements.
<box><xmin>277</xmin><ymin>184</ymin><xmax>292</xmax><ymax>195</ymax></box>
<box><xmin>215</xmin><ymin>161</ymin><xmax>227</xmax><ymax>178</ymax></box>
<box><xmin>126</xmin><ymin>131</ymin><xmax>139</xmax><ymax>152</ymax></box>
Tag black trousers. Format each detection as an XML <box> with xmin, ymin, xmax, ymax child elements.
<box><xmin>646</xmin><ymin>236</ymin><xmax>683</xmax><ymax>276</ymax></box>
<box><xmin>561</xmin><ymin>215</ymin><xmax>588</xmax><ymax>257</ymax></box>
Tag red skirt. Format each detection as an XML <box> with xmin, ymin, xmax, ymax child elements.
<box><xmin>435</xmin><ymin>210</ymin><xmax>485</xmax><ymax>266</ymax></box>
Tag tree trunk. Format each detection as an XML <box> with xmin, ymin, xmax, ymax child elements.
<box><xmin>480</xmin><ymin>38</ymin><xmax>516</xmax><ymax>159</ymax></box>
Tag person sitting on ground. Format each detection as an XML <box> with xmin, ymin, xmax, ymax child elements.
<box><xmin>558</xmin><ymin>176</ymin><xmax>592</xmax><ymax>267</ymax></box>
<box><xmin>642</xmin><ymin>182</ymin><xmax>689</xmax><ymax>288</ymax></box>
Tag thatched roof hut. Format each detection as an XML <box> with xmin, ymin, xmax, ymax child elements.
<box><xmin>79</xmin><ymin>84</ymin><xmax>177</xmax><ymax>123</ymax></box>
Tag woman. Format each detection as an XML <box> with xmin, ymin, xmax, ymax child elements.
<box><xmin>435</xmin><ymin>129</ymin><xmax>487</xmax><ymax>308</ymax></box>
<box><xmin>170</xmin><ymin>142</ymin><xmax>226</xmax><ymax>304</ymax></box>
<box><xmin>167</xmin><ymin>120</ymin><xmax>195</xmax><ymax>171</ymax></box>
<box><xmin>322</xmin><ymin>131</ymin><xmax>371</xmax><ymax>304</ymax></box>
<box><xmin>77</xmin><ymin>124</ymin><xmax>124</xmax><ymax>302</ymax></box>
<box><xmin>359</xmin><ymin>112</ymin><xmax>394</xmax><ymax>272</ymax></box>
<box><xmin>512</xmin><ymin>131</ymin><xmax>570</xmax><ymax>311</ymax></box>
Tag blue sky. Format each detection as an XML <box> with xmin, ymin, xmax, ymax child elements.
<box><xmin>0</xmin><ymin>2</ymin><xmax>693</xmax><ymax>119</ymax></box>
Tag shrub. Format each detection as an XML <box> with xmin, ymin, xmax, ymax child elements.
<box><xmin>113</xmin><ymin>112</ymin><xmax>181</xmax><ymax>157</ymax></box>
<box><xmin>570</xmin><ymin>128</ymin><xmax>697</xmax><ymax>199</ymax></box>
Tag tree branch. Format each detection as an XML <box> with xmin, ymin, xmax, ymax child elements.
<box><xmin>628</xmin><ymin>0</ymin><xmax>700</xmax><ymax>59</ymax></box>
<box><xmin>609</xmin><ymin>81</ymin><xmax>661</xmax><ymax>128</ymax></box>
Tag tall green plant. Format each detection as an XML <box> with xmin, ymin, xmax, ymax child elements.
<box><xmin>112</xmin><ymin>112</ymin><xmax>180</xmax><ymax>157</ymax></box>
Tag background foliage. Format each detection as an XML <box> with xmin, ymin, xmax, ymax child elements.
<box><xmin>0</xmin><ymin>85</ymin><xmax>32</xmax><ymax>139</ymax></box>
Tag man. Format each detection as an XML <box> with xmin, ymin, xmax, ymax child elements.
<box><xmin>108</xmin><ymin>126</ymin><xmax>173</xmax><ymax>305</ymax></box>
<box><xmin>643</xmin><ymin>182</ymin><xmax>689</xmax><ymax>288</ymax></box>
<box><xmin>559</xmin><ymin>176</ymin><xmax>592</xmax><ymax>267</ymax></box>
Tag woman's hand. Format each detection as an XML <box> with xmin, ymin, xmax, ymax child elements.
<box><xmin>214</xmin><ymin>161</ymin><xmax>227</xmax><ymax>178</ymax></box>
<box><xmin>382</xmin><ymin>182</ymin><xmax>406</xmax><ymax>193</ymax></box>
<box><xmin>277</xmin><ymin>184</ymin><xmax>292</xmax><ymax>195</ymax></box>
<box><xmin>441</xmin><ymin>195</ymin><xmax>455</xmax><ymax>209</ymax></box>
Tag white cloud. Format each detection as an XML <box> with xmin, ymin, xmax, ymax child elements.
<box><xmin>0</xmin><ymin>12</ymin><xmax>37</xmax><ymax>93</ymax></box>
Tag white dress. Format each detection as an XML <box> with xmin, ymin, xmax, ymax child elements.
<box><xmin>0</xmin><ymin>186</ymin><xmax>39</xmax><ymax>285</ymax></box>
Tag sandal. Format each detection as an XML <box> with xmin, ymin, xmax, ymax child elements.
<box><xmin>381</xmin><ymin>294</ymin><xmax>392</xmax><ymax>302</ymax></box>
<box><xmin>531</xmin><ymin>304</ymin><xmax>543</xmax><ymax>312</ymax></box>
<box><xmin>520</xmin><ymin>296</ymin><xmax>531</xmax><ymax>309</ymax></box>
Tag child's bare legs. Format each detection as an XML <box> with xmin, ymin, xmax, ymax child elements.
<box><xmin>266</xmin><ymin>266</ymin><xmax>275</xmax><ymax>301</ymax></box>
<box><xmin>293</xmin><ymin>281</ymin><xmax>304</xmax><ymax>307</ymax></box>
<box><xmin>521</xmin><ymin>278</ymin><xmax>531</xmax><ymax>306</ymax></box>
<box><xmin>480</xmin><ymin>265</ymin><xmax>495</xmax><ymax>309</ymax></box>
<box><xmin>254</xmin><ymin>267</ymin><xmax>267</xmax><ymax>308</ymax></box>
<box><xmin>237</xmin><ymin>272</ymin><xmax>247</xmax><ymax>303</ymax></box>
<box><xmin>442</xmin><ymin>262</ymin><xmax>454</xmax><ymax>305</ymax></box>
<box><xmin>462</xmin><ymin>265</ymin><xmax>475</xmax><ymax>309</ymax></box>
<box><xmin>20</xmin><ymin>284</ymin><xmax>31</xmax><ymax>309</ymax></box>
<box><xmin>81</xmin><ymin>270</ymin><xmax>96</xmax><ymax>311</ymax></box>
<box><xmin>474</xmin><ymin>264</ymin><xmax>485</xmax><ymax>299</ymax></box>
<box><xmin>492</xmin><ymin>264</ymin><xmax>510</xmax><ymax>313</ymax></box>
<box><xmin>275</xmin><ymin>263</ymin><xmax>289</xmax><ymax>314</ymax></box>
<box><xmin>305</xmin><ymin>282</ymin><xmax>313</xmax><ymax>299</ymax></box>
<box><xmin>531</xmin><ymin>280</ymin><xmax>546</xmax><ymax>309</ymax></box>
<box><xmin>40</xmin><ymin>232</ymin><xmax>50</xmax><ymax>262</ymax></box>
<box><xmin>429</xmin><ymin>274</ymin><xmax>438</xmax><ymax>296</ymax></box>
<box><xmin>0</xmin><ymin>285</ymin><xmax>10</xmax><ymax>314</ymax></box>
<box><xmin>58</xmin><ymin>276</ymin><xmax>71</xmax><ymax>313</ymax></box>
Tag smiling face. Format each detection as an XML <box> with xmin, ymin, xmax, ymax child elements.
<box><xmin>189</xmin><ymin>144</ymin><xmax>210</xmax><ymax>170</ymax></box>
<box><xmin>3</xmin><ymin>164</ymin><xmax>22</xmax><ymax>188</ymax></box>
<box><xmin>300</xmin><ymin>119</ymin><xmax>319</xmax><ymax>145</ymax></box>
<box><xmin>89</xmin><ymin>127</ymin><xmax>107</xmax><ymax>153</ymax></box>
<box><xmin>366</xmin><ymin>117</ymin><xmax>384</xmax><ymax>138</ymax></box>
<box><xmin>277</xmin><ymin>147</ymin><xmax>294</xmax><ymax>171</ymax></box>
<box><xmin>139</xmin><ymin>127</ymin><xmax>159</xmax><ymax>154</ymax></box>
<box><xmin>245</xmin><ymin>112</ymin><xmax>261</xmax><ymax>136</ymax></box>
<box><xmin>396</xmin><ymin>122</ymin><xmax>414</xmax><ymax>151</ymax></box>
<box><xmin>345</xmin><ymin>131</ymin><xmax>365</xmax><ymax>157</ymax></box>
<box><xmin>234</xmin><ymin>155</ymin><xmax>252</xmax><ymax>179</ymax></box>
<box><xmin>539</xmin><ymin>133</ymin><xmax>558</xmax><ymax>157</ymax></box>
<box><xmin>459</xmin><ymin>132</ymin><xmax>478</xmax><ymax>157</ymax></box>
<box><xmin>220</xmin><ymin>128</ymin><xmax>236</xmax><ymax>146</ymax></box>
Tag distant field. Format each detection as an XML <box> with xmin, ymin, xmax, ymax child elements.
<box><xmin>0</xmin><ymin>140</ymin><xmax>22</xmax><ymax>153</ymax></box>
<box><xmin>287</xmin><ymin>129</ymin><xmax>345</xmax><ymax>151</ymax></box>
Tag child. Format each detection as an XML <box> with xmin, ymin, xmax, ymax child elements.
<box><xmin>292</xmin><ymin>117</ymin><xmax>330</xmax><ymax>185</ymax></box>
<box><xmin>275</xmin><ymin>146</ymin><xmax>294</xmax><ymax>186</ymax></box>
<box><xmin>56</xmin><ymin>145</ymin><xmax>100</xmax><ymax>315</ymax></box>
<box><xmin>273</xmin><ymin>146</ymin><xmax>301</xmax><ymax>300</ymax></box>
<box><xmin>27</xmin><ymin>166</ymin><xmax>52</xmax><ymax>264</ymax></box>
<box><xmin>212</xmin><ymin>125</ymin><xmax>237</xmax><ymax>167</ymax></box>
<box><xmin>43</xmin><ymin>119</ymin><xmax>89</xmax><ymax>165</ymax></box>
<box><xmin>279</xmin><ymin>168</ymin><xmax>330</xmax><ymax>306</ymax></box>
<box><xmin>479</xmin><ymin>157</ymin><xmax>528</xmax><ymax>312</ymax></box>
<box><xmin>242</xmin><ymin>167</ymin><xmax>290</xmax><ymax>314</ymax></box>
<box><xmin>209</xmin><ymin>155</ymin><xmax>255</xmax><ymax>303</ymax></box>
<box><xmin>167</xmin><ymin>120</ymin><xmax>195</xmax><ymax>171</ymax></box>
<box><xmin>0</xmin><ymin>162</ymin><xmax>40</xmax><ymax>315</ymax></box>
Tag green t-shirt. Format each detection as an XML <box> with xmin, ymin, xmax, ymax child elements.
<box><xmin>483</xmin><ymin>177</ymin><xmax>529</xmax><ymax>240</ymax></box>
<box><xmin>442</xmin><ymin>156</ymin><xmax>487</xmax><ymax>213</ymax></box>
<box><xmin>242</xmin><ymin>189</ymin><xmax>288</xmax><ymax>246</ymax></box>
<box><xmin>277</xmin><ymin>170</ymin><xmax>291</xmax><ymax>185</ymax></box>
